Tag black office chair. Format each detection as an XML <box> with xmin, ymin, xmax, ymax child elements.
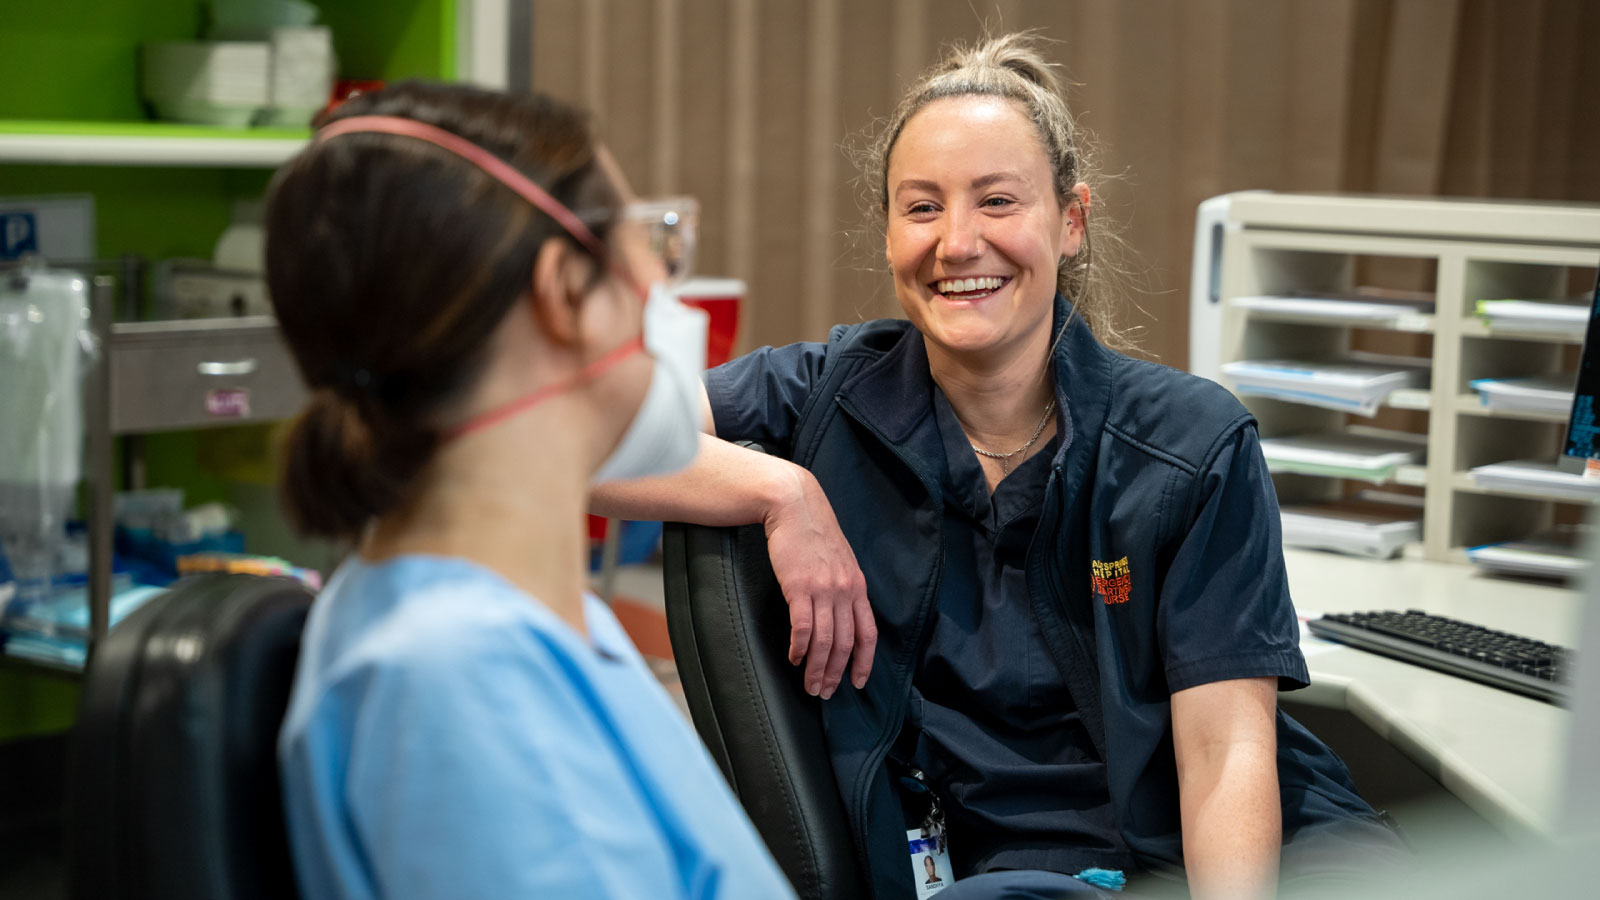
<box><xmin>663</xmin><ymin>520</ymin><xmax>870</xmax><ymax>900</ymax></box>
<box><xmin>66</xmin><ymin>573</ymin><xmax>315</xmax><ymax>900</ymax></box>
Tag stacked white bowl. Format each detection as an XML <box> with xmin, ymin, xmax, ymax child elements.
<box><xmin>141</xmin><ymin>41</ymin><xmax>272</xmax><ymax>127</ymax></box>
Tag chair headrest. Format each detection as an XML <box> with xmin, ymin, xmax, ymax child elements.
<box><xmin>68</xmin><ymin>573</ymin><xmax>315</xmax><ymax>900</ymax></box>
<box><xmin>664</xmin><ymin>522</ymin><xmax>868</xmax><ymax>899</ymax></box>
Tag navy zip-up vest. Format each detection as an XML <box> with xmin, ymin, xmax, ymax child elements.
<box><xmin>777</xmin><ymin>296</ymin><xmax>1383</xmax><ymax>899</ymax></box>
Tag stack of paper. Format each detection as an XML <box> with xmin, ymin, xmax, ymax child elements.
<box><xmin>1476</xmin><ymin>298</ymin><xmax>1591</xmax><ymax>337</ymax></box>
<box><xmin>141</xmin><ymin>41</ymin><xmax>271</xmax><ymax>127</ymax></box>
<box><xmin>1221</xmin><ymin>354</ymin><xmax>1430</xmax><ymax>417</ymax></box>
<box><xmin>1469</xmin><ymin>374</ymin><xmax>1576</xmax><ymax>415</ymax></box>
<box><xmin>1260</xmin><ymin>429</ymin><xmax>1427</xmax><ymax>483</ymax></box>
<box><xmin>1232</xmin><ymin>288</ymin><xmax>1434</xmax><ymax>327</ymax></box>
<box><xmin>1469</xmin><ymin>459</ymin><xmax>1600</xmax><ymax>502</ymax></box>
<box><xmin>1280</xmin><ymin>492</ymin><xmax>1424</xmax><ymax>560</ymax></box>
<box><xmin>1468</xmin><ymin>527</ymin><xmax>1590</xmax><ymax>580</ymax></box>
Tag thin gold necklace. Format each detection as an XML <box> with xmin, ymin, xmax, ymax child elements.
<box><xmin>970</xmin><ymin>399</ymin><xmax>1056</xmax><ymax>474</ymax></box>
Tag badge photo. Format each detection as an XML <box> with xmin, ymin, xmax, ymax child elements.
<box><xmin>906</xmin><ymin>825</ymin><xmax>954</xmax><ymax>897</ymax></box>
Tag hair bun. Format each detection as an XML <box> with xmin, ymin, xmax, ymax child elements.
<box><xmin>279</xmin><ymin>390</ymin><xmax>434</xmax><ymax>540</ymax></box>
<box><xmin>953</xmin><ymin>32</ymin><xmax>1065</xmax><ymax>97</ymax></box>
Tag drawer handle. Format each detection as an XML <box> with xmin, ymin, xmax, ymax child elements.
<box><xmin>197</xmin><ymin>359</ymin><xmax>258</xmax><ymax>376</ymax></box>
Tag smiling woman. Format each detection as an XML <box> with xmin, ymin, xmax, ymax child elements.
<box><xmin>592</xmin><ymin>32</ymin><xmax>1413</xmax><ymax>900</ymax></box>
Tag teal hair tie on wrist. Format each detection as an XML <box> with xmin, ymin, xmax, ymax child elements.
<box><xmin>1073</xmin><ymin>867</ymin><xmax>1126</xmax><ymax>891</ymax></box>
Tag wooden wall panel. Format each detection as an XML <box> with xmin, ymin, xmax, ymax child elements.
<box><xmin>834</xmin><ymin>0</ymin><xmax>897</xmax><ymax>326</ymax></box>
<box><xmin>750</xmin><ymin>0</ymin><xmax>808</xmax><ymax>347</ymax></box>
<box><xmin>1285</xmin><ymin>1</ymin><xmax>1358</xmax><ymax>192</ymax></box>
<box><xmin>1440</xmin><ymin>0</ymin><xmax>1494</xmax><ymax>197</ymax></box>
<box><xmin>530</xmin><ymin>0</ymin><xmax>583</xmax><ymax>104</ymax></box>
<box><xmin>802</xmin><ymin>0</ymin><xmax>841</xmax><ymax>341</ymax></box>
<box><xmin>527</xmin><ymin>0</ymin><xmax>1599</xmax><ymax>367</ymax></box>
<box><xmin>724</xmin><ymin>0</ymin><xmax>758</xmax><ymax>289</ymax></box>
<box><xmin>677</xmin><ymin>0</ymin><xmax>731</xmax><ymax>281</ymax></box>
<box><xmin>600</xmin><ymin>1</ymin><xmax>654</xmax><ymax>190</ymax></box>
<box><xmin>890</xmin><ymin>0</ymin><xmax>930</xmax><ymax>95</ymax></box>
<box><xmin>651</xmin><ymin>0</ymin><xmax>682</xmax><ymax>194</ymax></box>
<box><xmin>1108</xmin><ymin>1</ymin><xmax>1181</xmax><ymax>360</ymax></box>
<box><xmin>1485</xmin><ymin>0</ymin><xmax>1543</xmax><ymax>200</ymax></box>
<box><xmin>1569</xmin><ymin>1</ymin><xmax>1600</xmax><ymax>206</ymax></box>
<box><xmin>1370</xmin><ymin>0</ymin><xmax>1459</xmax><ymax>196</ymax></box>
<box><xmin>1529</xmin><ymin>0</ymin><xmax>1581</xmax><ymax>201</ymax></box>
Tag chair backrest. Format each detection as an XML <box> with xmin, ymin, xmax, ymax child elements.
<box><xmin>662</xmin><ymin>521</ymin><xmax>869</xmax><ymax>900</ymax></box>
<box><xmin>67</xmin><ymin>573</ymin><xmax>315</xmax><ymax>900</ymax></box>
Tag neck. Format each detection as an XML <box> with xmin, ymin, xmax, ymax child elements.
<box><xmin>924</xmin><ymin>324</ymin><xmax>1058</xmax><ymax>449</ymax></box>
<box><xmin>361</xmin><ymin>399</ymin><xmax>595</xmax><ymax>634</ymax></box>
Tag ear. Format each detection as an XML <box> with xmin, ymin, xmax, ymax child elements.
<box><xmin>529</xmin><ymin>236</ymin><xmax>595</xmax><ymax>347</ymax></box>
<box><xmin>1060</xmin><ymin>182</ymin><xmax>1092</xmax><ymax>258</ymax></box>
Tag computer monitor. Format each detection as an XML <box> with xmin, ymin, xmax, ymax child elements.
<box><xmin>1562</xmin><ymin>270</ymin><xmax>1600</xmax><ymax>471</ymax></box>
<box><xmin>1564</xmin><ymin>268</ymin><xmax>1600</xmax><ymax>836</ymax></box>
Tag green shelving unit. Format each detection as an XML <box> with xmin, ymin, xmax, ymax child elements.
<box><xmin>0</xmin><ymin>0</ymin><xmax>494</xmax><ymax>739</ymax></box>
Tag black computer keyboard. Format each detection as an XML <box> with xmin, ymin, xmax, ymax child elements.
<box><xmin>1307</xmin><ymin>610</ymin><xmax>1570</xmax><ymax>704</ymax></box>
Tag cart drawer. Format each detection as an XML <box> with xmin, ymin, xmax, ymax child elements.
<box><xmin>110</xmin><ymin>317</ymin><xmax>307</xmax><ymax>433</ymax></box>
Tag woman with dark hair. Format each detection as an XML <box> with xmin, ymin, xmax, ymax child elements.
<box><xmin>268</xmin><ymin>82</ymin><xmax>795</xmax><ymax>899</ymax></box>
<box><xmin>595</xmin><ymin>32</ymin><xmax>1410</xmax><ymax>900</ymax></box>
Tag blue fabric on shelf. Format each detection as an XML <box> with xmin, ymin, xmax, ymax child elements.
<box><xmin>0</xmin><ymin>584</ymin><xmax>166</xmax><ymax>667</ymax></box>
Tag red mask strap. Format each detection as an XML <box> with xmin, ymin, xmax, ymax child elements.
<box><xmin>445</xmin><ymin>336</ymin><xmax>645</xmax><ymax>442</ymax></box>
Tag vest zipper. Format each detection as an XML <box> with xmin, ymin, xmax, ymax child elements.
<box><xmin>834</xmin><ymin>395</ymin><xmax>945</xmax><ymax>895</ymax></box>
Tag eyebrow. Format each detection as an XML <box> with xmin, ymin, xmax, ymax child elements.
<box><xmin>894</xmin><ymin>171</ymin><xmax>1029</xmax><ymax>198</ymax></box>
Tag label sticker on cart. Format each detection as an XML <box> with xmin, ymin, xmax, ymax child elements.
<box><xmin>206</xmin><ymin>388</ymin><xmax>251</xmax><ymax>419</ymax></box>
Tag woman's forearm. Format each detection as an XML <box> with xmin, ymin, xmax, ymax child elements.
<box><xmin>1178</xmin><ymin>738</ymin><xmax>1280</xmax><ymax>899</ymax></box>
<box><xmin>589</xmin><ymin>433</ymin><xmax>806</xmax><ymax>527</ymax></box>
<box><xmin>1172</xmin><ymin>677</ymin><xmax>1281</xmax><ymax>900</ymax></box>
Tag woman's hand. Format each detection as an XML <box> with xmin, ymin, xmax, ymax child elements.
<box><xmin>590</xmin><ymin>431</ymin><xmax>877</xmax><ymax>699</ymax></box>
<box><xmin>762</xmin><ymin>465</ymin><xmax>877</xmax><ymax>699</ymax></box>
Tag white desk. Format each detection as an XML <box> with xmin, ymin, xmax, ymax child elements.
<box><xmin>1283</xmin><ymin>548</ymin><xmax>1581</xmax><ymax>842</ymax></box>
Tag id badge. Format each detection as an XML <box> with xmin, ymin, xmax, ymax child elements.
<box><xmin>907</xmin><ymin>823</ymin><xmax>954</xmax><ymax>897</ymax></box>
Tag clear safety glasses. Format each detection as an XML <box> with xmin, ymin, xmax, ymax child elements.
<box><xmin>621</xmin><ymin>196</ymin><xmax>698</xmax><ymax>284</ymax></box>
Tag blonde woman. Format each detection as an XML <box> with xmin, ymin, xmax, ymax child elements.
<box><xmin>598</xmin><ymin>34</ymin><xmax>1408</xmax><ymax>899</ymax></box>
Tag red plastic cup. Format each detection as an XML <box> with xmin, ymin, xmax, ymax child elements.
<box><xmin>673</xmin><ymin>277</ymin><xmax>744</xmax><ymax>368</ymax></box>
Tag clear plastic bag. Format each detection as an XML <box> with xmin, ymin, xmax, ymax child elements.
<box><xmin>0</xmin><ymin>263</ymin><xmax>98</xmax><ymax>609</ymax></box>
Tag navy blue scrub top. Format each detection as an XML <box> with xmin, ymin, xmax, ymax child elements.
<box><xmin>901</xmin><ymin>386</ymin><xmax>1128</xmax><ymax>879</ymax></box>
<box><xmin>703</xmin><ymin>324</ymin><xmax>1357</xmax><ymax>880</ymax></box>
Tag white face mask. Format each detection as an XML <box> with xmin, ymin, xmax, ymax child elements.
<box><xmin>592</xmin><ymin>283</ymin><xmax>707</xmax><ymax>484</ymax></box>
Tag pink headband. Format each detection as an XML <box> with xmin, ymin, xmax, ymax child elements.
<box><xmin>315</xmin><ymin>114</ymin><xmax>614</xmax><ymax>265</ymax></box>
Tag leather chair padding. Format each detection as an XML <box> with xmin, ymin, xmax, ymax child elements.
<box><xmin>663</xmin><ymin>521</ymin><xmax>870</xmax><ymax>900</ymax></box>
<box><xmin>68</xmin><ymin>573</ymin><xmax>314</xmax><ymax>900</ymax></box>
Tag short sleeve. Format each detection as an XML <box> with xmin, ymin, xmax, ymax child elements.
<box><xmin>328</xmin><ymin>637</ymin><xmax>668</xmax><ymax>900</ymax></box>
<box><xmin>1157</xmin><ymin>424</ymin><xmax>1309</xmax><ymax>694</ymax></box>
<box><xmin>703</xmin><ymin>339</ymin><xmax>831</xmax><ymax>454</ymax></box>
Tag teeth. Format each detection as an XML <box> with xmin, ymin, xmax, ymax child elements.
<box><xmin>936</xmin><ymin>276</ymin><xmax>1004</xmax><ymax>294</ymax></box>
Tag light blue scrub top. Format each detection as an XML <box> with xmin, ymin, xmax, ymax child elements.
<box><xmin>278</xmin><ymin>554</ymin><xmax>796</xmax><ymax>900</ymax></box>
